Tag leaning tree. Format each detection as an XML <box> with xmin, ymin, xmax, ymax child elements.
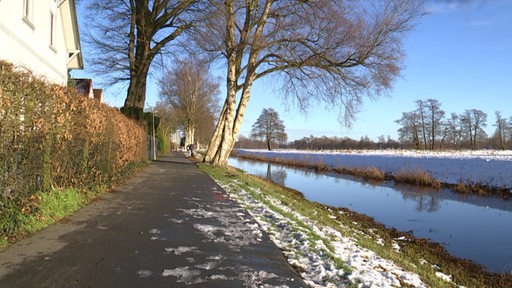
<box><xmin>191</xmin><ymin>0</ymin><xmax>424</xmax><ymax>167</ymax></box>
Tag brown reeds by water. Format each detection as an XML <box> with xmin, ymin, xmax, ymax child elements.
<box><xmin>231</xmin><ymin>150</ymin><xmax>508</xmax><ymax>197</ymax></box>
<box><xmin>354</xmin><ymin>166</ymin><xmax>386</xmax><ymax>181</ymax></box>
<box><xmin>394</xmin><ymin>169</ymin><xmax>441</xmax><ymax>189</ymax></box>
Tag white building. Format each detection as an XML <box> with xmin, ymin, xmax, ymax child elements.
<box><xmin>0</xmin><ymin>0</ymin><xmax>83</xmax><ymax>84</ymax></box>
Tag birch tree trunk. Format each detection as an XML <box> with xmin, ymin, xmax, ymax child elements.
<box><xmin>205</xmin><ymin>89</ymin><xmax>252</xmax><ymax>166</ymax></box>
<box><xmin>210</xmin><ymin>74</ymin><xmax>238</xmax><ymax>166</ymax></box>
<box><xmin>203</xmin><ymin>0</ymin><xmax>237</xmax><ymax>167</ymax></box>
<box><xmin>204</xmin><ymin>0</ymin><xmax>269</xmax><ymax>167</ymax></box>
<box><xmin>185</xmin><ymin>126</ymin><xmax>195</xmax><ymax>147</ymax></box>
<box><xmin>209</xmin><ymin>86</ymin><xmax>252</xmax><ymax>167</ymax></box>
<box><xmin>203</xmin><ymin>101</ymin><xmax>227</xmax><ymax>162</ymax></box>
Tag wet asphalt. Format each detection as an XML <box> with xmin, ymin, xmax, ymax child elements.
<box><xmin>0</xmin><ymin>152</ymin><xmax>307</xmax><ymax>287</ymax></box>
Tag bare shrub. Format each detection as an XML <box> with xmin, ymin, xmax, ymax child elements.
<box><xmin>393</xmin><ymin>169</ymin><xmax>441</xmax><ymax>189</ymax></box>
<box><xmin>359</xmin><ymin>167</ymin><xmax>386</xmax><ymax>182</ymax></box>
<box><xmin>454</xmin><ymin>182</ymin><xmax>470</xmax><ymax>194</ymax></box>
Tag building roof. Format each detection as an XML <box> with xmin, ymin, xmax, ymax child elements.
<box><xmin>59</xmin><ymin>0</ymin><xmax>83</xmax><ymax>70</ymax></box>
<box><xmin>72</xmin><ymin>78</ymin><xmax>92</xmax><ymax>96</ymax></box>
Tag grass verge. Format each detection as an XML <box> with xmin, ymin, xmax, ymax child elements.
<box><xmin>200</xmin><ymin>163</ymin><xmax>512</xmax><ymax>288</ymax></box>
<box><xmin>0</xmin><ymin>160</ymin><xmax>148</xmax><ymax>251</ymax></box>
<box><xmin>19</xmin><ymin>188</ymin><xmax>89</xmax><ymax>233</ymax></box>
<box><xmin>0</xmin><ymin>188</ymin><xmax>88</xmax><ymax>250</ymax></box>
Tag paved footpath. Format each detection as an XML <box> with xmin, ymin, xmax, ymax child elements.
<box><xmin>0</xmin><ymin>152</ymin><xmax>307</xmax><ymax>287</ymax></box>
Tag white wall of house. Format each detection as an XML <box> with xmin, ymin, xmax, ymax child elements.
<box><xmin>0</xmin><ymin>0</ymin><xmax>82</xmax><ymax>85</ymax></box>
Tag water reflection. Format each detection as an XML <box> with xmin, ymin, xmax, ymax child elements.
<box><xmin>228</xmin><ymin>157</ymin><xmax>512</xmax><ymax>274</ymax></box>
<box><xmin>260</xmin><ymin>161</ymin><xmax>442</xmax><ymax>214</ymax></box>
<box><xmin>397</xmin><ymin>187</ymin><xmax>440</xmax><ymax>212</ymax></box>
<box><xmin>265</xmin><ymin>164</ymin><xmax>287</xmax><ymax>186</ymax></box>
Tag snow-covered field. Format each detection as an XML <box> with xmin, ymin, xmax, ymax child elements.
<box><xmin>235</xmin><ymin>149</ymin><xmax>512</xmax><ymax>189</ymax></box>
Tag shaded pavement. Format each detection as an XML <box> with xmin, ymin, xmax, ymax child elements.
<box><xmin>0</xmin><ymin>152</ymin><xmax>307</xmax><ymax>287</ymax></box>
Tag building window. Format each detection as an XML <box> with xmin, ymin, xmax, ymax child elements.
<box><xmin>50</xmin><ymin>11</ymin><xmax>55</xmax><ymax>48</ymax></box>
<box><xmin>23</xmin><ymin>0</ymin><xmax>30</xmax><ymax>18</ymax></box>
<box><xmin>23</xmin><ymin>0</ymin><xmax>34</xmax><ymax>29</ymax></box>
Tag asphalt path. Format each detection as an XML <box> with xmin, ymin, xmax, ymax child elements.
<box><xmin>0</xmin><ymin>152</ymin><xmax>307</xmax><ymax>287</ymax></box>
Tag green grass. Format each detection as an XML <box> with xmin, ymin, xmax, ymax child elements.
<box><xmin>19</xmin><ymin>188</ymin><xmax>88</xmax><ymax>233</ymax></box>
<box><xmin>200</xmin><ymin>163</ymin><xmax>512</xmax><ymax>288</ymax></box>
<box><xmin>1</xmin><ymin>160</ymin><xmax>148</xmax><ymax>251</ymax></box>
<box><xmin>0</xmin><ymin>188</ymin><xmax>87</xmax><ymax>250</ymax></box>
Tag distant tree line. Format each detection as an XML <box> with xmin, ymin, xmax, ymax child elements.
<box><xmin>236</xmin><ymin>135</ymin><xmax>401</xmax><ymax>150</ymax></box>
<box><xmin>234</xmin><ymin>135</ymin><xmax>280</xmax><ymax>150</ymax></box>
<box><xmin>286</xmin><ymin>135</ymin><xmax>401</xmax><ymax>150</ymax></box>
<box><xmin>396</xmin><ymin>98</ymin><xmax>512</xmax><ymax>150</ymax></box>
<box><xmin>235</xmin><ymin>98</ymin><xmax>512</xmax><ymax>151</ymax></box>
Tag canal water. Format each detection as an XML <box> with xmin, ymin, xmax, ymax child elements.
<box><xmin>228</xmin><ymin>157</ymin><xmax>512</xmax><ymax>274</ymax></box>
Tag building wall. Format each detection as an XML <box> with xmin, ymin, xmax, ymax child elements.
<box><xmin>0</xmin><ymin>0</ymin><xmax>73</xmax><ymax>84</ymax></box>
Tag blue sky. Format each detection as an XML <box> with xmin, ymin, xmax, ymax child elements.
<box><xmin>74</xmin><ymin>1</ymin><xmax>512</xmax><ymax>142</ymax></box>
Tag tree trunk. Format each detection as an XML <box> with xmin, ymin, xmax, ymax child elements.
<box><xmin>123</xmin><ymin>67</ymin><xmax>148</xmax><ymax>121</ymax></box>
<box><xmin>208</xmin><ymin>85</ymin><xmax>252</xmax><ymax>167</ymax></box>
<box><xmin>204</xmin><ymin>0</ymin><xmax>237</xmax><ymax>167</ymax></box>
<box><xmin>185</xmin><ymin>126</ymin><xmax>195</xmax><ymax>146</ymax></box>
<box><xmin>431</xmin><ymin>118</ymin><xmax>435</xmax><ymax>150</ymax></box>
<box><xmin>204</xmin><ymin>0</ymin><xmax>266</xmax><ymax>167</ymax></box>
<box><xmin>122</xmin><ymin>52</ymin><xmax>149</xmax><ymax>122</ymax></box>
<box><xmin>203</xmin><ymin>101</ymin><xmax>227</xmax><ymax>162</ymax></box>
<box><xmin>210</xmin><ymin>90</ymin><xmax>236</xmax><ymax>167</ymax></box>
<box><xmin>122</xmin><ymin>4</ymin><xmax>152</xmax><ymax>122</ymax></box>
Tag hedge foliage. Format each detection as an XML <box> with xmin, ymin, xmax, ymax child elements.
<box><xmin>0</xmin><ymin>61</ymin><xmax>147</xmax><ymax>240</ymax></box>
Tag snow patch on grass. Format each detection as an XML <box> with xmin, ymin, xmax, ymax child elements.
<box><xmin>217</xmin><ymin>179</ymin><xmax>433</xmax><ymax>288</ymax></box>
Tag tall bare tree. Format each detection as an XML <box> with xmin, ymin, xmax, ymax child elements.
<box><xmin>414</xmin><ymin>99</ymin><xmax>428</xmax><ymax>149</ymax></box>
<box><xmin>425</xmin><ymin>98</ymin><xmax>445</xmax><ymax>150</ymax></box>
<box><xmin>83</xmin><ymin>0</ymin><xmax>206</xmax><ymax>120</ymax></box>
<box><xmin>492</xmin><ymin>111</ymin><xmax>508</xmax><ymax>150</ymax></box>
<box><xmin>251</xmin><ymin>108</ymin><xmax>287</xmax><ymax>150</ymax></box>
<box><xmin>445</xmin><ymin>112</ymin><xmax>464</xmax><ymax>149</ymax></box>
<box><xmin>461</xmin><ymin>109</ymin><xmax>487</xmax><ymax>150</ymax></box>
<box><xmin>193</xmin><ymin>0</ymin><xmax>423</xmax><ymax>166</ymax></box>
<box><xmin>508</xmin><ymin>116</ymin><xmax>512</xmax><ymax>149</ymax></box>
<box><xmin>396</xmin><ymin>111</ymin><xmax>421</xmax><ymax>149</ymax></box>
<box><xmin>399</xmin><ymin>98</ymin><xmax>444</xmax><ymax>150</ymax></box>
<box><xmin>158</xmin><ymin>57</ymin><xmax>220</xmax><ymax>147</ymax></box>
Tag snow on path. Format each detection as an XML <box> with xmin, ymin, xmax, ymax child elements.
<box><xmin>236</xmin><ymin>149</ymin><xmax>512</xmax><ymax>189</ymax></box>
<box><xmin>217</xmin><ymin>179</ymin><xmax>438</xmax><ymax>288</ymax></box>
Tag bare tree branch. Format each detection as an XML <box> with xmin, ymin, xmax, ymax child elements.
<box><xmin>191</xmin><ymin>0</ymin><xmax>424</xmax><ymax>166</ymax></box>
<box><xmin>82</xmin><ymin>0</ymin><xmax>209</xmax><ymax>120</ymax></box>
<box><xmin>158</xmin><ymin>56</ymin><xmax>220</xmax><ymax>146</ymax></box>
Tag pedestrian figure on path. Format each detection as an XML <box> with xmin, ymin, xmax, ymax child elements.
<box><xmin>187</xmin><ymin>144</ymin><xmax>195</xmax><ymax>158</ymax></box>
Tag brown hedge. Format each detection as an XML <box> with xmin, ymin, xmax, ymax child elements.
<box><xmin>0</xmin><ymin>61</ymin><xmax>147</xmax><ymax>237</ymax></box>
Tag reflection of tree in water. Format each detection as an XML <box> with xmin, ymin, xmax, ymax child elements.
<box><xmin>260</xmin><ymin>163</ymin><xmax>287</xmax><ymax>186</ymax></box>
<box><xmin>394</xmin><ymin>184</ymin><xmax>440</xmax><ymax>212</ymax></box>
